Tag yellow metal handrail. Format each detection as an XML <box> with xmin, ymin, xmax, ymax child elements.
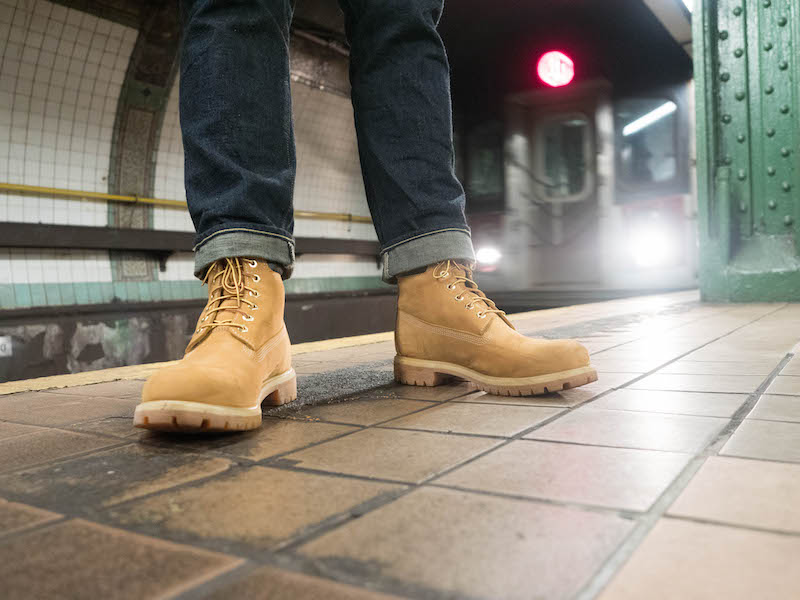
<box><xmin>0</xmin><ymin>182</ymin><xmax>373</xmax><ymax>224</ymax></box>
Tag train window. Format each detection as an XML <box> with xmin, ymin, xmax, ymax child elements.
<box><xmin>616</xmin><ymin>98</ymin><xmax>678</xmax><ymax>186</ymax></box>
<box><xmin>534</xmin><ymin>114</ymin><xmax>591</xmax><ymax>201</ymax></box>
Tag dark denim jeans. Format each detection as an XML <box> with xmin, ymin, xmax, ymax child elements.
<box><xmin>180</xmin><ymin>0</ymin><xmax>474</xmax><ymax>281</ymax></box>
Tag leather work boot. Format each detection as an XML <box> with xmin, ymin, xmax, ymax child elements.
<box><xmin>134</xmin><ymin>257</ymin><xmax>296</xmax><ymax>432</ymax></box>
<box><xmin>394</xmin><ymin>260</ymin><xmax>597</xmax><ymax>396</ymax></box>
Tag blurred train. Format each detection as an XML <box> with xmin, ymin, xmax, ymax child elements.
<box><xmin>466</xmin><ymin>75</ymin><xmax>696</xmax><ymax>301</ymax></box>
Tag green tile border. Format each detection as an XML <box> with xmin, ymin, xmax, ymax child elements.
<box><xmin>0</xmin><ymin>276</ymin><xmax>389</xmax><ymax>310</ymax></box>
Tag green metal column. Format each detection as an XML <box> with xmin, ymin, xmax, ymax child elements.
<box><xmin>695</xmin><ymin>0</ymin><xmax>800</xmax><ymax>301</ymax></box>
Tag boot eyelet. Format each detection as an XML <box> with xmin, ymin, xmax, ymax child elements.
<box><xmin>247</xmin><ymin>259</ymin><xmax>258</xmax><ymax>267</ymax></box>
<box><xmin>447</xmin><ymin>283</ymin><xmax>456</xmax><ymax>290</ymax></box>
<box><xmin>250</xmin><ymin>291</ymin><xmax>260</xmax><ymax>297</ymax></box>
<box><xmin>252</xmin><ymin>274</ymin><xmax>261</xmax><ymax>282</ymax></box>
<box><xmin>241</xmin><ymin>326</ymin><xmax>249</xmax><ymax>333</ymax></box>
<box><xmin>243</xmin><ymin>315</ymin><xmax>254</xmax><ymax>322</ymax></box>
<box><xmin>466</xmin><ymin>305</ymin><xmax>475</xmax><ymax>310</ymax></box>
<box><xmin>251</xmin><ymin>304</ymin><xmax>259</xmax><ymax>311</ymax></box>
<box><xmin>477</xmin><ymin>312</ymin><xmax>486</xmax><ymax>319</ymax></box>
<box><xmin>455</xmin><ymin>295</ymin><xmax>464</xmax><ymax>302</ymax></box>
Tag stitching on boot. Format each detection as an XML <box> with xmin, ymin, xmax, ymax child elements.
<box><xmin>398</xmin><ymin>311</ymin><xmax>488</xmax><ymax>346</ymax></box>
<box><xmin>241</xmin><ymin>326</ymin><xmax>289</xmax><ymax>363</ymax></box>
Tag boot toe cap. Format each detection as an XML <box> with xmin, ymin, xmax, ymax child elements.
<box><xmin>142</xmin><ymin>365</ymin><xmax>248</xmax><ymax>407</ymax></box>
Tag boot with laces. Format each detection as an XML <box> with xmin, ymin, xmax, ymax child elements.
<box><xmin>394</xmin><ymin>260</ymin><xmax>597</xmax><ymax>396</ymax></box>
<box><xmin>134</xmin><ymin>257</ymin><xmax>296</xmax><ymax>432</ymax></box>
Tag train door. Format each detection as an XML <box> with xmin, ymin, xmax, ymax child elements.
<box><xmin>502</xmin><ymin>80</ymin><xmax>612</xmax><ymax>290</ymax></box>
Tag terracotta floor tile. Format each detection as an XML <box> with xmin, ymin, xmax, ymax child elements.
<box><xmin>782</xmin><ymin>357</ymin><xmax>800</xmax><ymax>376</ymax></box>
<box><xmin>0</xmin><ymin>498</ymin><xmax>60</xmax><ymax>536</ymax></box>
<box><xmin>68</xmin><ymin>416</ymin><xmax>146</xmax><ymax>439</ymax></box>
<box><xmin>588</xmin><ymin>358</ymin><xmax>664</xmax><ymax>373</ymax></box>
<box><xmin>0</xmin><ymin>421</ymin><xmax>46</xmax><ymax>441</ymax></box>
<box><xmin>45</xmin><ymin>379</ymin><xmax>145</xmax><ymax>400</ymax></box>
<box><xmin>526</xmin><ymin>408</ymin><xmax>726</xmax><ymax>453</ymax></box>
<box><xmin>558</xmin><ymin>372</ymin><xmax>641</xmax><ymax>402</ymax></box>
<box><xmin>292</xmin><ymin>398</ymin><xmax>435</xmax><ymax>426</ymax></box>
<box><xmin>300</xmin><ymin>487</ymin><xmax>633</xmax><ymax>600</ymax></box>
<box><xmin>0</xmin><ymin>519</ymin><xmax>240</xmax><ymax>600</ymax></box>
<box><xmin>628</xmin><ymin>373</ymin><xmax>764</xmax><ymax>394</ymax></box>
<box><xmin>456</xmin><ymin>390</ymin><xmax>579</xmax><ymax>408</ymax></box>
<box><xmin>592</xmin><ymin>350</ymin><xmax>681</xmax><ymax>364</ymax></box>
<box><xmin>669</xmin><ymin>456</ymin><xmax>800</xmax><ymax>533</ymax></box>
<box><xmin>590</xmin><ymin>389</ymin><xmax>747</xmax><ymax>418</ymax></box>
<box><xmin>684</xmin><ymin>348</ymin><xmax>785</xmax><ymax>363</ymax></box>
<box><xmin>657</xmin><ymin>360</ymin><xmax>778</xmax><ymax>376</ymax></box>
<box><xmin>0</xmin><ymin>444</ymin><xmax>232</xmax><ymax>511</ymax></box>
<box><xmin>764</xmin><ymin>375</ymin><xmax>800</xmax><ymax>396</ymax></box>
<box><xmin>0</xmin><ymin>391</ymin><xmax>135</xmax><ymax>427</ymax></box>
<box><xmin>178</xmin><ymin>417</ymin><xmax>359</xmax><ymax>461</ymax></box>
<box><xmin>382</xmin><ymin>402</ymin><xmax>563</xmax><ymax>437</ymax></box>
<box><xmin>598</xmin><ymin>518</ymin><xmax>800</xmax><ymax>600</ymax></box>
<box><xmin>383</xmin><ymin>382</ymin><xmax>476</xmax><ymax>402</ymax></box>
<box><xmin>438</xmin><ymin>440</ymin><xmax>690</xmax><ymax>511</ymax></box>
<box><xmin>748</xmin><ymin>394</ymin><xmax>800</xmax><ymax>423</ymax></box>
<box><xmin>0</xmin><ymin>429</ymin><xmax>118</xmax><ymax>473</ymax></box>
<box><xmin>283</xmin><ymin>428</ymin><xmax>500</xmax><ymax>483</ymax></box>
<box><xmin>110</xmin><ymin>466</ymin><xmax>402</xmax><ymax>548</ymax></box>
<box><xmin>462</xmin><ymin>373</ymin><xmax>638</xmax><ymax>409</ymax></box>
<box><xmin>721</xmin><ymin>419</ymin><xmax>800</xmax><ymax>463</ymax></box>
<box><xmin>205</xmin><ymin>565</ymin><xmax>402</xmax><ymax>599</ymax></box>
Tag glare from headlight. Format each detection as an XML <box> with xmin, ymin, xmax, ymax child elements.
<box><xmin>628</xmin><ymin>226</ymin><xmax>676</xmax><ymax>268</ymax></box>
<box><xmin>476</xmin><ymin>247</ymin><xmax>502</xmax><ymax>265</ymax></box>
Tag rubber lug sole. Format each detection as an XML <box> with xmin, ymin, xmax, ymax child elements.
<box><xmin>133</xmin><ymin>369</ymin><xmax>297</xmax><ymax>433</ymax></box>
<box><xmin>394</xmin><ymin>356</ymin><xmax>597</xmax><ymax>396</ymax></box>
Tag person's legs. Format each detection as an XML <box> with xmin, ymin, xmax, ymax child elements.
<box><xmin>339</xmin><ymin>1</ymin><xmax>597</xmax><ymax>395</ymax></box>
<box><xmin>181</xmin><ymin>0</ymin><xmax>296</xmax><ymax>278</ymax></box>
<box><xmin>337</xmin><ymin>0</ymin><xmax>474</xmax><ymax>282</ymax></box>
<box><xmin>135</xmin><ymin>0</ymin><xmax>298</xmax><ymax>432</ymax></box>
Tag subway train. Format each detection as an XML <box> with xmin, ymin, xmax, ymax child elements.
<box><xmin>437</xmin><ymin>0</ymin><xmax>697</xmax><ymax>308</ymax></box>
<box><xmin>466</xmin><ymin>73</ymin><xmax>696</xmax><ymax>304</ymax></box>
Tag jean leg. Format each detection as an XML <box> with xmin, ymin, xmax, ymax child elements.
<box><xmin>337</xmin><ymin>0</ymin><xmax>473</xmax><ymax>280</ymax></box>
<box><xmin>180</xmin><ymin>0</ymin><xmax>296</xmax><ymax>277</ymax></box>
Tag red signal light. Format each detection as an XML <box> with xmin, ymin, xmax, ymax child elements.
<box><xmin>537</xmin><ymin>51</ymin><xmax>574</xmax><ymax>87</ymax></box>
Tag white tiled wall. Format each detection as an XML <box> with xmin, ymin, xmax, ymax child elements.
<box><xmin>291</xmin><ymin>81</ymin><xmax>370</xmax><ymax>223</ymax></box>
<box><xmin>158</xmin><ymin>252</ymin><xmax>195</xmax><ymax>281</ymax></box>
<box><xmin>150</xmin><ymin>76</ymin><xmax>378</xmax><ymax>240</ymax></box>
<box><xmin>0</xmin><ymin>0</ymin><xmax>136</xmax><ymax>296</ymax></box>
<box><xmin>294</xmin><ymin>254</ymin><xmax>381</xmax><ymax>279</ymax></box>
<box><xmin>0</xmin><ymin>0</ymin><xmax>136</xmax><ymax>225</ymax></box>
<box><xmin>152</xmin><ymin>78</ymin><xmax>185</xmax><ymax>203</ymax></box>
<box><xmin>2</xmin><ymin>248</ymin><xmax>112</xmax><ymax>283</ymax></box>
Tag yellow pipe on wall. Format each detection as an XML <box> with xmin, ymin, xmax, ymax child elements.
<box><xmin>0</xmin><ymin>182</ymin><xmax>374</xmax><ymax>224</ymax></box>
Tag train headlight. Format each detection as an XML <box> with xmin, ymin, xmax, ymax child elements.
<box><xmin>476</xmin><ymin>247</ymin><xmax>502</xmax><ymax>265</ymax></box>
<box><xmin>628</xmin><ymin>225</ymin><xmax>676</xmax><ymax>269</ymax></box>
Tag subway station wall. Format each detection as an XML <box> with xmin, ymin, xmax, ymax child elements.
<box><xmin>0</xmin><ymin>0</ymin><xmax>382</xmax><ymax>313</ymax></box>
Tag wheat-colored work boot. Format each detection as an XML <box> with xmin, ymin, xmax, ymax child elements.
<box><xmin>134</xmin><ymin>257</ymin><xmax>296</xmax><ymax>432</ymax></box>
<box><xmin>394</xmin><ymin>260</ymin><xmax>597</xmax><ymax>396</ymax></box>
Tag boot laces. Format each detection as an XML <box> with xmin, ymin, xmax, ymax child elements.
<box><xmin>433</xmin><ymin>260</ymin><xmax>506</xmax><ymax>319</ymax></box>
<box><xmin>197</xmin><ymin>258</ymin><xmax>260</xmax><ymax>334</ymax></box>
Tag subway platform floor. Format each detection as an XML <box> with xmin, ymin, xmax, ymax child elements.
<box><xmin>0</xmin><ymin>291</ymin><xmax>799</xmax><ymax>600</ymax></box>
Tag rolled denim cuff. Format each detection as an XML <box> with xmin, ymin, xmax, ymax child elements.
<box><xmin>194</xmin><ymin>229</ymin><xmax>295</xmax><ymax>279</ymax></box>
<box><xmin>381</xmin><ymin>228</ymin><xmax>474</xmax><ymax>283</ymax></box>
